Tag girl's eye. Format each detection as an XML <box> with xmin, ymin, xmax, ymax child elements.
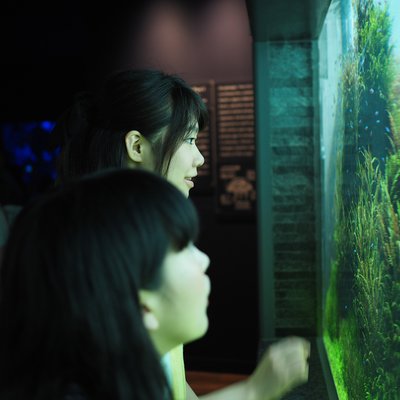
<box><xmin>185</xmin><ymin>137</ymin><xmax>196</xmax><ymax>145</ymax></box>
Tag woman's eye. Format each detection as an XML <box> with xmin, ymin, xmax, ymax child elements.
<box><xmin>185</xmin><ymin>137</ymin><xmax>196</xmax><ymax>145</ymax></box>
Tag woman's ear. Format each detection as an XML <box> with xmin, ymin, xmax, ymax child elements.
<box><xmin>142</xmin><ymin>309</ymin><xmax>160</xmax><ymax>331</ymax></box>
<box><xmin>125</xmin><ymin>130</ymin><xmax>144</xmax><ymax>163</ymax></box>
<box><xmin>125</xmin><ymin>131</ymin><xmax>143</xmax><ymax>163</ymax></box>
<box><xmin>125</xmin><ymin>130</ymin><xmax>155</xmax><ymax>170</ymax></box>
<box><xmin>139</xmin><ymin>290</ymin><xmax>160</xmax><ymax>331</ymax></box>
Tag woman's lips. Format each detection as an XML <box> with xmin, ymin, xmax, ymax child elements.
<box><xmin>185</xmin><ymin>178</ymin><xmax>194</xmax><ymax>188</ymax></box>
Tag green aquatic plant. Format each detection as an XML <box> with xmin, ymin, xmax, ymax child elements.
<box><xmin>345</xmin><ymin>151</ymin><xmax>400</xmax><ymax>399</ymax></box>
<box><xmin>324</xmin><ymin>115</ymin><xmax>400</xmax><ymax>399</ymax></box>
<box><xmin>325</xmin><ymin>150</ymin><xmax>400</xmax><ymax>399</ymax></box>
<box><xmin>386</xmin><ymin>149</ymin><xmax>400</xmax><ymax>206</ymax></box>
<box><xmin>324</xmin><ymin>260</ymin><xmax>340</xmax><ymax>340</ymax></box>
<box><xmin>351</xmin><ymin>153</ymin><xmax>386</xmax><ymax>398</ymax></box>
<box><xmin>324</xmin><ymin>140</ymin><xmax>344</xmax><ymax>341</ymax></box>
<box><xmin>372</xmin><ymin>155</ymin><xmax>400</xmax><ymax>398</ymax></box>
<box><xmin>355</xmin><ymin>0</ymin><xmax>394</xmax><ymax>161</ymax></box>
<box><xmin>360</xmin><ymin>3</ymin><xmax>393</xmax><ymax>83</ymax></box>
<box><xmin>323</xmin><ymin>23</ymin><xmax>363</xmax><ymax>400</ymax></box>
<box><xmin>388</xmin><ymin>72</ymin><xmax>400</xmax><ymax>149</ymax></box>
<box><xmin>342</xmin><ymin>49</ymin><xmax>362</xmax><ymax>151</ymax></box>
<box><xmin>357</xmin><ymin>0</ymin><xmax>394</xmax><ymax>97</ymax></box>
<box><xmin>323</xmin><ymin>329</ymin><xmax>349</xmax><ymax>400</ymax></box>
<box><xmin>339</xmin><ymin>315</ymin><xmax>365</xmax><ymax>399</ymax></box>
<box><xmin>324</xmin><ymin>1</ymin><xmax>399</xmax><ymax>398</ymax></box>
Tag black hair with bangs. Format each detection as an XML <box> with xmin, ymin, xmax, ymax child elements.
<box><xmin>52</xmin><ymin>69</ymin><xmax>208</xmax><ymax>183</ymax></box>
<box><xmin>0</xmin><ymin>168</ymin><xmax>199</xmax><ymax>400</ymax></box>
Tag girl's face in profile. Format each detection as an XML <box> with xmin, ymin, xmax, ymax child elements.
<box><xmin>165</xmin><ymin>124</ymin><xmax>205</xmax><ymax>197</ymax></box>
<box><xmin>144</xmin><ymin>243</ymin><xmax>211</xmax><ymax>354</ymax></box>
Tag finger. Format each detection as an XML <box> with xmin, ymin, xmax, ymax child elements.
<box><xmin>289</xmin><ymin>337</ymin><xmax>310</xmax><ymax>359</ymax></box>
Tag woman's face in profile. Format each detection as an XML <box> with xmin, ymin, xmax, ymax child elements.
<box><xmin>145</xmin><ymin>243</ymin><xmax>211</xmax><ymax>354</ymax></box>
<box><xmin>165</xmin><ymin>124</ymin><xmax>205</xmax><ymax>197</ymax></box>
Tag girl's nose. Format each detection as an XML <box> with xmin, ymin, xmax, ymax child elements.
<box><xmin>202</xmin><ymin>252</ymin><xmax>210</xmax><ymax>273</ymax></box>
<box><xmin>194</xmin><ymin>146</ymin><xmax>205</xmax><ymax>168</ymax></box>
<box><xmin>195</xmin><ymin>247</ymin><xmax>210</xmax><ymax>273</ymax></box>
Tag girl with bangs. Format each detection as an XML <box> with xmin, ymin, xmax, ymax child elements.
<box><xmin>0</xmin><ymin>169</ymin><xmax>209</xmax><ymax>400</ymax></box>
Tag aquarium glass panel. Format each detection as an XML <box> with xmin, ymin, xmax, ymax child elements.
<box><xmin>320</xmin><ymin>0</ymin><xmax>400</xmax><ymax>398</ymax></box>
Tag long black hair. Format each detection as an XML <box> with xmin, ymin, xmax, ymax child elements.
<box><xmin>53</xmin><ymin>69</ymin><xmax>208</xmax><ymax>183</ymax></box>
<box><xmin>0</xmin><ymin>168</ymin><xmax>199</xmax><ymax>400</ymax></box>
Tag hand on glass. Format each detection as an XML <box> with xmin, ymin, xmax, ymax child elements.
<box><xmin>246</xmin><ymin>336</ymin><xmax>310</xmax><ymax>400</ymax></box>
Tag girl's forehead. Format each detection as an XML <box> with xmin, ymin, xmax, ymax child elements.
<box><xmin>186</xmin><ymin>121</ymin><xmax>199</xmax><ymax>135</ymax></box>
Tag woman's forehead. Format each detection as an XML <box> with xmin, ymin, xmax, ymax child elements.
<box><xmin>186</xmin><ymin>121</ymin><xmax>199</xmax><ymax>135</ymax></box>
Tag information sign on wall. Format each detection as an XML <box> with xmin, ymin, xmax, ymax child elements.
<box><xmin>216</xmin><ymin>83</ymin><xmax>256</xmax><ymax>217</ymax></box>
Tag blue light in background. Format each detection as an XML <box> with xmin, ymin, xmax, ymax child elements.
<box><xmin>14</xmin><ymin>144</ymin><xmax>37</xmax><ymax>166</ymax></box>
<box><xmin>42</xmin><ymin>150</ymin><xmax>53</xmax><ymax>162</ymax></box>
<box><xmin>1</xmin><ymin>120</ymin><xmax>59</xmax><ymax>198</ymax></box>
<box><xmin>40</xmin><ymin>120</ymin><xmax>56</xmax><ymax>132</ymax></box>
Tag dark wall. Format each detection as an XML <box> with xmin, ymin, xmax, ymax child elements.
<box><xmin>1</xmin><ymin>1</ymin><xmax>87</xmax><ymax>121</ymax></box>
<box><xmin>0</xmin><ymin>0</ymin><xmax>253</xmax><ymax>113</ymax></box>
<box><xmin>0</xmin><ymin>0</ymin><xmax>259</xmax><ymax>373</ymax></box>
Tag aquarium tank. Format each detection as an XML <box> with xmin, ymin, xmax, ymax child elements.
<box><xmin>319</xmin><ymin>0</ymin><xmax>400</xmax><ymax>398</ymax></box>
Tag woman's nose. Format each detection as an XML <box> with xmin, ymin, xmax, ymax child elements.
<box><xmin>194</xmin><ymin>146</ymin><xmax>205</xmax><ymax>168</ymax></box>
<box><xmin>200</xmin><ymin>250</ymin><xmax>210</xmax><ymax>273</ymax></box>
<box><xmin>195</xmin><ymin>246</ymin><xmax>210</xmax><ymax>272</ymax></box>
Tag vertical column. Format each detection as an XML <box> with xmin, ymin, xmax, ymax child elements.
<box><xmin>255</xmin><ymin>41</ymin><xmax>318</xmax><ymax>339</ymax></box>
<box><xmin>254</xmin><ymin>41</ymin><xmax>275</xmax><ymax>339</ymax></box>
<box><xmin>269</xmin><ymin>42</ymin><xmax>317</xmax><ymax>336</ymax></box>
